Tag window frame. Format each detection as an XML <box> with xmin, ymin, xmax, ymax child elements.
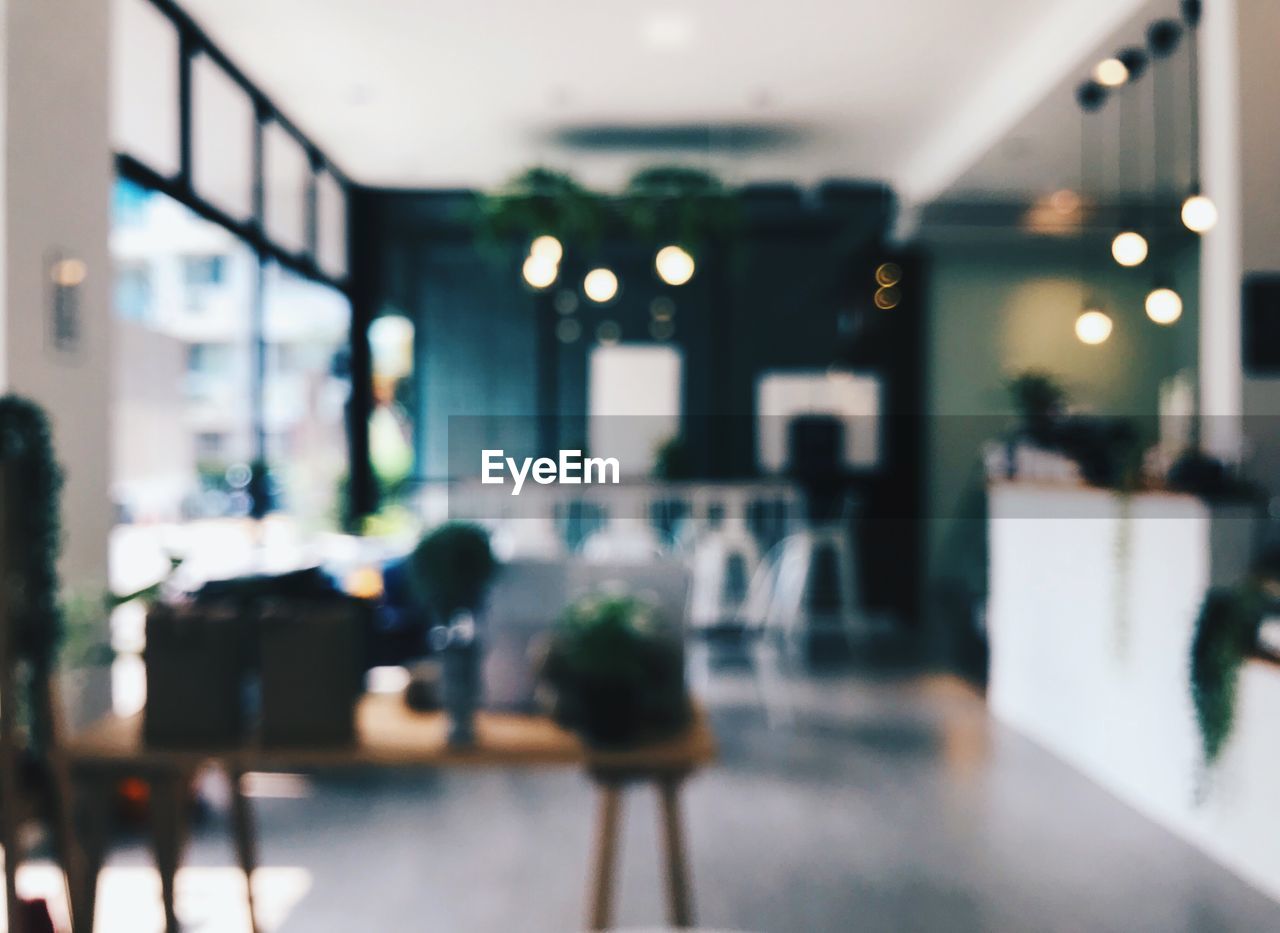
<box><xmin>116</xmin><ymin>0</ymin><xmax>352</xmax><ymax>295</ymax></box>
<box><xmin>113</xmin><ymin>0</ymin><xmax>362</xmax><ymax>521</ymax></box>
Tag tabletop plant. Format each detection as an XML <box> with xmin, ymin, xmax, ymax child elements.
<box><xmin>408</xmin><ymin>522</ymin><xmax>498</xmax><ymax>746</ymax></box>
<box><xmin>1006</xmin><ymin>370</ymin><xmax>1066</xmax><ymax>446</ymax></box>
<box><xmin>408</xmin><ymin>522</ymin><xmax>498</xmax><ymax>622</ymax></box>
<box><xmin>539</xmin><ymin>594</ymin><xmax>689</xmax><ymax>748</ymax></box>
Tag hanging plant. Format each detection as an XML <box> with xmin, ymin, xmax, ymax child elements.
<box><xmin>0</xmin><ymin>395</ymin><xmax>64</xmax><ymax>673</ymax></box>
<box><xmin>473</xmin><ymin>167</ymin><xmax>607</xmax><ymax>253</ymax></box>
<box><xmin>620</xmin><ymin>165</ymin><xmax>739</xmax><ymax>249</ymax></box>
<box><xmin>1190</xmin><ymin>584</ymin><xmax>1264</xmax><ymax>772</ymax></box>
<box><xmin>472</xmin><ymin>165</ymin><xmax>741</xmax><ymax>260</ymax></box>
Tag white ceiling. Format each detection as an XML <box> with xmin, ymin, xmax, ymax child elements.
<box><xmin>176</xmin><ymin>0</ymin><xmax>1153</xmax><ymax>201</ymax></box>
<box><xmin>945</xmin><ymin>0</ymin><xmax>1194</xmax><ymax>203</ymax></box>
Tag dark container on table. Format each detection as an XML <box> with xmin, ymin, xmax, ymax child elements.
<box><xmin>258</xmin><ymin>597</ymin><xmax>365</xmax><ymax>746</ymax></box>
<box><xmin>144</xmin><ymin>601</ymin><xmax>250</xmax><ymax>747</ymax></box>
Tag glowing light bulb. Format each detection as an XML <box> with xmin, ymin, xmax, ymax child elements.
<box><xmin>1093</xmin><ymin>58</ymin><xmax>1129</xmax><ymax>87</ymax></box>
<box><xmin>1181</xmin><ymin>194</ymin><xmax>1218</xmax><ymax>233</ymax></box>
<box><xmin>654</xmin><ymin>245</ymin><xmax>695</xmax><ymax>286</ymax></box>
<box><xmin>522</xmin><ymin>254</ymin><xmax>558</xmax><ymax>289</ymax></box>
<box><xmin>530</xmin><ymin>235</ymin><xmax>563</xmax><ymax>264</ymax></box>
<box><xmin>1075</xmin><ymin>309</ymin><xmax>1113</xmax><ymax>345</ymax></box>
<box><xmin>583</xmin><ymin>267</ymin><xmax>619</xmax><ymax>303</ymax></box>
<box><xmin>1111</xmin><ymin>231</ymin><xmax>1149</xmax><ymax>267</ymax></box>
<box><xmin>1145</xmin><ymin>287</ymin><xmax>1183</xmax><ymax>325</ymax></box>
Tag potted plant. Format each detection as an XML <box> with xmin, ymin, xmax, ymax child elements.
<box><xmin>1007</xmin><ymin>370</ymin><xmax>1066</xmax><ymax>447</ymax></box>
<box><xmin>408</xmin><ymin>523</ymin><xmax>498</xmax><ymax>745</ymax></box>
<box><xmin>539</xmin><ymin>594</ymin><xmax>690</xmax><ymax>748</ymax></box>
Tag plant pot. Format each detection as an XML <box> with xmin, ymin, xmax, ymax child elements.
<box><xmin>144</xmin><ymin>602</ymin><xmax>251</xmax><ymax>747</ymax></box>
<box><xmin>57</xmin><ymin>664</ymin><xmax>113</xmax><ymax>733</ymax></box>
<box><xmin>258</xmin><ymin>598</ymin><xmax>364</xmax><ymax>747</ymax></box>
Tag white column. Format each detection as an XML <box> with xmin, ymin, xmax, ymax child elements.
<box><xmin>1197</xmin><ymin>0</ymin><xmax>1243</xmax><ymax>459</ymax></box>
<box><xmin>1199</xmin><ymin>0</ymin><xmax>1280</xmax><ymax>468</ymax></box>
<box><xmin>0</xmin><ymin>0</ymin><xmax>113</xmax><ymax>590</ymax></box>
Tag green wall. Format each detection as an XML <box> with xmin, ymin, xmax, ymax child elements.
<box><xmin>922</xmin><ymin>237</ymin><xmax>1200</xmax><ymax>661</ymax></box>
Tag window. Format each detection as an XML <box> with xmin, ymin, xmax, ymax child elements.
<box><xmin>589</xmin><ymin>344</ymin><xmax>683</xmax><ymax>477</ymax></box>
<box><xmin>262</xmin><ymin>262</ymin><xmax>352</xmax><ymax>530</ymax></box>
<box><xmin>191</xmin><ymin>52</ymin><xmax>255</xmax><ymax>220</ymax></box>
<box><xmin>316</xmin><ymin>170</ymin><xmax>348</xmax><ymax>279</ymax></box>
<box><xmin>111</xmin><ymin>0</ymin><xmax>180</xmax><ymax>176</ymax></box>
<box><xmin>183</xmin><ymin>255</ymin><xmax>225</xmax><ymax>288</ymax></box>
<box><xmin>182</xmin><ymin>254</ymin><xmax>226</xmax><ymax>311</ymax></box>
<box><xmin>110</xmin><ymin>178</ymin><xmax>256</xmax><ymax>525</ymax></box>
<box><xmin>195</xmin><ymin>431</ymin><xmax>226</xmax><ymax>460</ymax></box>
<box><xmin>264</xmin><ymin>121</ymin><xmax>311</xmax><ymax>254</ymax></box>
<box><xmin>114</xmin><ymin>260</ymin><xmax>152</xmax><ymax>322</ymax></box>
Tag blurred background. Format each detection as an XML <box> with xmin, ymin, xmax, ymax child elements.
<box><xmin>2</xmin><ymin>0</ymin><xmax>1280</xmax><ymax>930</ymax></box>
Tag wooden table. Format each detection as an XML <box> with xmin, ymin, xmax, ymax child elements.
<box><xmin>64</xmin><ymin>694</ymin><xmax>717</xmax><ymax>933</ymax></box>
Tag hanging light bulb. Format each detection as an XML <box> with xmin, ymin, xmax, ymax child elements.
<box><xmin>583</xmin><ymin>267</ymin><xmax>619</xmax><ymax>303</ymax></box>
<box><xmin>1145</xmin><ymin>286</ymin><xmax>1183</xmax><ymax>324</ymax></box>
<box><xmin>1111</xmin><ymin>230</ymin><xmax>1149</xmax><ymax>267</ymax></box>
<box><xmin>522</xmin><ymin>253</ymin><xmax>558</xmax><ymax>289</ymax></box>
<box><xmin>530</xmin><ymin>235</ymin><xmax>563</xmax><ymax>264</ymax></box>
<box><xmin>1075</xmin><ymin>308</ymin><xmax>1114</xmax><ymax>345</ymax></box>
<box><xmin>1181</xmin><ymin>193</ymin><xmax>1218</xmax><ymax>233</ymax></box>
<box><xmin>1093</xmin><ymin>58</ymin><xmax>1130</xmax><ymax>88</ymax></box>
<box><xmin>654</xmin><ymin>245</ymin><xmax>695</xmax><ymax>286</ymax></box>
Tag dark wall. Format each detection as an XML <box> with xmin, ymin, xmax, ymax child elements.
<box><xmin>350</xmin><ymin>182</ymin><xmax>924</xmax><ymax>620</ymax></box>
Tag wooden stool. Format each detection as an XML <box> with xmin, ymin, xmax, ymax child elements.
<box><xmin>587</xmin><ymin>771</ymin><xmax>694</xmax><ymax>931</ymax></box>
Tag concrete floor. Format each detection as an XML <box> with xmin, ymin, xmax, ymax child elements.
<box><xmin>95</xmin><ymin>668</ymin><xmax>1280</xmax><ymax>932</ymax></box>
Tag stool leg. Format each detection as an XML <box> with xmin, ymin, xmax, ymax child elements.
<box><xmin>587</xmin><ymin>782</ymin><xmax>624</xmax><ymax>932</ymax></box>
<box><xmin>657</xmin><ymin>777</ymin><xmax>693</xmax><ymax>929</ymax></box>
<box><xmin>149</xmin><ymin>772</ymin><xmax>189</xmax><ymax>933</ymax></box>
<box><xmin>69</xmin><ymin>776</ymin><xmax>111</xmax><ymax>933</ymax></box>
<box><xmin>229</xmin><ymin>770</ymin><xmax>260</xmax><ymax>933</ymax></box>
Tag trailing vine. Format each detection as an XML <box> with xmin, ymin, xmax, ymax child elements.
<box><xmin>1189</xmin><ymin>584</ymin><xmax>1264</xmax><ymax>774</ymax></box>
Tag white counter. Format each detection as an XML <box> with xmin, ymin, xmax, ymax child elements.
<box><xmin>987</xmin><ymin>483</ymin><xmax>1280</xmax><ymax>900</ymax></box>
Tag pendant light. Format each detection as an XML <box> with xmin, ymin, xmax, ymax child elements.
<box><xmin>1145</xmin><ymin>19</ymin><xmax>1185</xmax><ymax>324</ymax></box>
<box><xmin>655</xmin><ymin>244</ymin><xmax>695</xmax><ymax>286</ymax></box>
<box><xmin>1076</xmin><ymin>80</ymin><xmax>1114</xmax><ymax>345</ymax></box>
<box><xmin>583</xmin><ymin>267</ymin><xmax>619</xmax><ymax>303</ymax></box>
<box><xmin>1110</xmin><ymin>47</ymin><xmax>1149</xmax><ymax>268</ymax></box>
<box><xmin>1179</xmin><ymin>0</ymin><xmax>1217</xmax><ymax>233</ymax></box>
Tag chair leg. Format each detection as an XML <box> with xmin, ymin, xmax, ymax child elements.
<box><xmin>687</xmin><ymin>637</ymin><xmax>712</xmax><ymax>695</ymax></box>
<box><xmin>656</xmin><ymin>777</ymin><xmax>693</xmax><ymax>929</ymax></box>
<box><xmin>229</xmin><ymin>769</ymin><xmax>261</xmax><ymax>933</ymax></box>
<box><xmin>587</xmin><ymin>781</ymin><xmax>624</xmax><ymax>932</ymax></box>
<box><xmin>749</xmin><ymin>634</ymin><xmax>794</xmax><ymax>727</ymax></box>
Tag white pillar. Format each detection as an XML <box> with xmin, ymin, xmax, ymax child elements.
<box><xmin>1197</xmin><ymin>0</ymin><xmax>1243</xmax><ymax>459</ymax></box>
<box><xmin>0</xmin><ymin>0</ymin><xmax>113</xmax><ymax>590</ymax></box>
<box><xmin>1199</xmin><ymin>0</ymin><xmax>1280</xmax><ymax>470</ymax></box>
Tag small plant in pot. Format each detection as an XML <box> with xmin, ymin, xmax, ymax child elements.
<box><xmin>1007</xmin><ymin>370</ymin><xmax>1066</xmax><ymax>447</ymax></box>
<box><xmin>409</xmin><ymin>522</ymin><xmax>498</xmax><ymax>745</ymax></box>
<box><xmin>539</xmin><ymin>594</ymin><xmax>690</xmax><ymax>749</ymax></box>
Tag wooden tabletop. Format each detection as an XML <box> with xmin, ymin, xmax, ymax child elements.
<box><xmin>65</xmin><ymin>693</ymin><xmax>717</xmax><ymax>777</ymax></box>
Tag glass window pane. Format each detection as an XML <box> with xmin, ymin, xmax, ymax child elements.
<box><xmin>111</xmin><ymin>0</ymin><xmax>180</xmax><ymax>175</ymax></box>
<box><xmin>263</xmin><ymin>121</ymin><xmax>310</xmax><ymax>254</ymax></box>
<box><xmin>316</xmin><ymin>171</ymin><xmax>347</xmax><ymax>278</ymax></box>
<box><xmin>110</xmin><ymin>177</ymin><xmax>257</xmax><ymax>531</ymax></box>
<box><xmin>191</xmin><ymin>53</ymin><xmax>255</xmax><ymax>221</ymax></box>
<box><xmin>263</xmin><ymin>262</ymin><xmax>352</xmax><ymax>530</ymax></box>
